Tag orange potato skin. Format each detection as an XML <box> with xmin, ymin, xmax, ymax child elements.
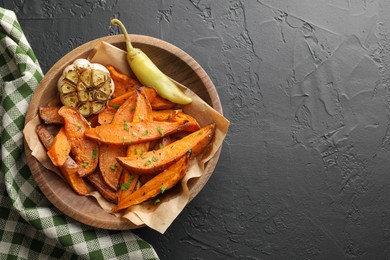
<box><xmin>99</xmin><ymin>143</ymin><xmax>127</xmax><ymax>191</ymax></box>
<box><xmin>47</xmin><ymin>127</ymin><xmax>71</xmax><ymax>167</ymax></box>
<box><xmin>58</xmin><ymin>106</ymin><xmax>99</xmax><ymax>177</ymax></box>
<box><xmin>113</xmin><ymin>151</ymin><xmax>191</xmax><ymax>212</ymax></box>
<box><xmin>117</xmin><ymin>123</ymin><xmax>215</xmax><ymax>175</ymax></box>
<box><xmin>106</xmin><ymin>65</ymin><xmax>141</xmax><ymax>98</ymax></box>
<box><xmin>84</xmin><ymin>120</ymin><xmax>189</xmax><ymax>145</ymax></box>
<box><xmin>36</xmin><ymin>124</ymin><xmax>90</xmax><ymax>195</ymax></box>
<box><xmin>87</xmin><ymin>171</ymin><xmax>119</xmax><ymax>203</ymax></box>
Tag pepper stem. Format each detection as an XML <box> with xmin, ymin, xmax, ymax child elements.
<box><xmin>111</xmin><ymin>18</ymin><xmax>134</xmax><ymax>53</ymax></box>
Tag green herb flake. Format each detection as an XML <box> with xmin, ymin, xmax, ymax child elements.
<box><xmin>159</xmin><ymin>143</ymin><xmax>163</xmax><ymax>149</ymax></box>
<box><xmin>154</xmin><ymin>198</ymin><xmax>161</xmax><ymax>205</ymax></box>
<box><xmin>132</xmin><ymin>131</ymin><xmax>137</xmax><ymax>137</ymax></box>
<box><xmin>124</xmin><ymin>120</ymin><xmax>130</xmax><ymax>132</ymax></box>
<box><xmin>72</xmin><ymin>122</ymin><xmax>83</xmax><ymax>130</ymax></box>
<box><xmin>157</xmin><ymin>126</ymin><xmax>164</xmax><ymax>136</ymax></box>
<box><xmin>140</xmin><ymin>153</ymin><xmax>146</xmax><ymax>159</ymax></box>
<box><xmin>87</xmin><ymin>121</ymin><xmax>92</xmax><ymax>126</ymax></box>
<box><xmin>160</xmin><ymin>185</ymin><xmax>167</xmax><ymax>194</ymax></box>
<box><xmin>145</xmin><ymin>158</ymin><xmax>152</xmax><ymax>166</ymax></box>
<box><xmin>121</xmin><ymin>176</ymin><xmax>135</xmax><ymax>190</ymax></box>
<box><xmin>198</xmin><ymin>130</ymin><xmax>204</xmax><ymax>136</ymax></box>
<box><xmin>141</xmin><ymin>130</ymin><xmax>149</xmax><ymax>136</ymax></box>
<box><xmin>82</xmin><ymin>162</ymin><xmax>90</xmax><ymax>168</ymax></box>
<box><xmin>111</xmin><ymin>104</ymin><xmax>120</xmax><ymax>110</ymax></box>
<box><xmin>134</xmin><ymin>149</ymin><xmax>138</xmax><ymax>155</ymax></box>
<box><xmin>152</xmin><ymin>156</ymin><xmax>158</xmax><ymax>162</ymax></box>
<box><xmin>92</xmin><ymin>149</ymin><xmax>97</xmax><ymax>159</ymax></box>
<box><xmin>110</xmin><ymin>164</ymin><xmax>118</xmax><ymax>170</ymax></box>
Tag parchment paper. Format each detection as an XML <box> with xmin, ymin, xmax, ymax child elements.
<box><xmin>24</xmin><ymin>41</ymin><xmax>229</xmax><ymax>233</ymax></box>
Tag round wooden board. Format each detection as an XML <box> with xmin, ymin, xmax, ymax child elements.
<box><xmin>24</xmin><ymin>34</ymin><xmax>222</xmax><ymax>230</ymax></box>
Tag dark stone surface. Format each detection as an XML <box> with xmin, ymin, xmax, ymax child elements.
<box><xmin>4</xmin><ymin>0</ymin><xmax>390</xmax><ymax>259</ymax></box>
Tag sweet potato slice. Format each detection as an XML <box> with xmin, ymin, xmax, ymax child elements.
<box><xmin>174</xmin><ymin>112</ymin><xmax>200</xmax><ymax>132</ymax></box>
<box><xmin>151</xmin><ymin>109</ymin><xmax>181</xmax><ymax>122</ymax></box>
<box><xmin>36</xmin><ymin>124</ymin><xmax>90</xmax><ymax>195</ymax></box>
<box><xmin>117</xmin><ymin>169</ymin><xmax>139</xmax><ymax>204</ymax></box>
<box><xmin>142</xmin><ymin>87</ymin><xmax>176</xmax><ymax>110</ymax></box>
<box><xmin>39</xmin><ymin>106</ymin><xmax>64</xmax><ymax>124</ymax></box>
<box><xmin>108</xmin><ymin>91</ymin><xmax>135</xmax><ymax>107</ymax></box>
<box><xmin>99</xmin><ymin>143</ymin><xmax>127</xmax><ymax>190</ymax></box>
<box><xmin>111</xmin><ymin>90</ymin><xmax>137</xmax><ymax>124</ymax></box>
<box><xmin>87</xmin><ymin>171</ymin><xmax>118</xmax><ymax>203</ymax></box>
<box><xmin>113</xmin><ymin>151</ymin><xmax>191</xmax><ymax>212</ymax></box>
<box><xmin>117</xmin><ymin>89</ymin><xmax>152</xmax><ymax>199</ymax></box>
<box><xmin>84</xmin><ymin>121</ymin><xmax>188</xmax><ymax>145</ymax></box>
<box><xmin>58</xmin><ymin>106</ymin><xmax>99</xmax><ymax>177</ymax></box>
<box><xmin>117</xmin><ymin>123</ymin><xmax>215</xmax><ymax>175</ymax></box>
<box><xmin>107</xmin><ymin>87</ymin><xmax>175</xmax><ymax>110</ymax></box>
<box><xmin>47</xmin><ymin>127</ymin><xmax>71</xmax><ymax>167</ymax></box>
<box><xmin>98</xmin><ymin>107</ymin><xmax>117</xmax><ymax>125</ymax></box>
<box><xmin>106</xmin><ymin>65</ymin><xmax>141</xmax><ymax>98</ymax></box>
<box><xmin>133</xmin><ymin>88</ymin><xmax>153</xmax><ymax>122</ymax></box>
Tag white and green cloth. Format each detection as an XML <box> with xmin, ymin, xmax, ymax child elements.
<box><xmin>0</xmin><ymin>7</ymin><xmax>158</xmax><ymax>259</ymax></box>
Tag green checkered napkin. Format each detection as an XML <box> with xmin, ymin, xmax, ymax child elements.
<box><xmin>0</xmin><ymin>7</ymin><xmax>158</xmax><ymax>259</ymax></box>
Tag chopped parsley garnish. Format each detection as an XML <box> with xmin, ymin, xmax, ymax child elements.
<box><xmin>160</xmin><ymin>185</ymin><xmax>167</xmax><ymax>194</ymax></box>
<box><xmin>92</xmin><ymin>149</ymin><xmax>97</xmax><ymax>159</ymax></box>
<box><xmin>111</xmin><ymin>104</ymin><xmax>120</xmax><ymax>110</ymax></box>
<box><xmin>152</xmin><ymin>156</ymin><xmax>158</xmax><ymax>162</ymax></box>
<box><xmin>157</xmin><ymin>126</ymin><xmax>164</xmax><ymax>136</ymax></box>
<box><xmin>121</xmin><ymin>176</ymin><xmax>135</xmax><ymax>190</ymax></box>
<box><xmin>145</xmin><ymin>158</ymin><xmax>152</xmax><ymax>166</ymax></box>
<box><xmin>124</xmin><ymin>120</ymin><xmax>130</xmax><ymax>132</ymax></box>
<box><xmin>141</xmin><ymin>129</ymin><xmax>149</xmax><ymax>136</ymax></box>
<box><xmin>154</xmin><ymin>198</ymin><xmax>161</xmax><ymax>205</ymax></box>
<box><xmin>82</xmin><ymin>162</ymin><xmax>89</xmax><ymax>168</ymax></box>
<box><xmin>72</xmin><ymin>122</ymin><xmax>82</xmax><ymax>130</ymax></box>
<box><xmin>110</xmin><ymin>164</ymin><xmax>118</xmax><ymax>170</ymax></box>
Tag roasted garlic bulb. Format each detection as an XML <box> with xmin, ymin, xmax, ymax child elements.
<box><xmin>57</xmin><ymin>59</ymin><xmax>114</xmax><ymax>117</ymax></box>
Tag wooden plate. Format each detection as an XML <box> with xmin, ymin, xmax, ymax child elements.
<box><xmin>24</xmin><ymin>35</ymin><xmax>222</xmax><ymax>230</ymax></box>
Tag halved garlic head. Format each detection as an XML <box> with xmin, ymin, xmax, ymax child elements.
<box><xmin>57</xmin><ymin>58</ymin><xmax>115</xmax><ymax>117</ymax></box>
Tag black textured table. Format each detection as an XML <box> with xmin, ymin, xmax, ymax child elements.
<box><xmin>5</xmin><ymin>0</ymin><xmax>390</xmax><ymax>259</ymax></box>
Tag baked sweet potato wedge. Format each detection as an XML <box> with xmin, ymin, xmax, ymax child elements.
<box><xmin>58</xmin><ymin>106</ymin><xmax>99</xmax><ymax>177</ymax></box>
<box><xmin>141</xmin><ymin>87</ymin><xmax>176</xmax><ymax>110</ymax></box>
<box><xmin>117</xmin><ymin>123</ymin><xmax>215</xmax><ymax>175</ymax></box>
<box><xmin>84</xmin><ymin>120</ymin><xmax>189</xmax><ymax>145</ymax></box>
<box><xmin>113</xmin><ymin>151</ymin><xmax>191</xmax><ymax>212</ymax></box>
<box><xmin>99</xmin><ymin>143</ymin><xmax>127</xmax><ymax>190</ymax></box>
<box><xmin>47</xmin><ymin>127</ymin><xmax>71</xmax><ymax>167</ymax></box>
<box><xmin>106</xmin><ymin>65</ymin><xmax>141</xmax><ymax>98</ymax></box>
<box><xmin>87</xmin><ymin>171</ymin><xmax>119</xmax><ymax>203</ymax></box>
<box><xmin>108</xmin><ymin>87</ymin><xmax>175</xmax><ymax>110</ymax></box>
<box><xmin>36</xmin><ymin>124</ymin><xmax>90</xmax><ymax>195</ymax></box>
<box><xmin>117</xmin><ymin>169</ymin><xmax>139</xmax><ymax>206</ymax></box>
<box><xmin>97</xmin><ymin>107</ymin><xmax>117</xmax><ymax>125</ymax></box>
<box><xmin>111</xmin><ymin>90</ymin><xmax>137</xmax><ymax>124</ymax></box>
<box><xmin>39</xmin><ymin>106</ymin><xmax>64</xmax><ymax>124</ymax></box>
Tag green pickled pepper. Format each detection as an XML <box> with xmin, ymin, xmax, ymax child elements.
<box><xmin>111</xmin><ymin>19</ymin><xmax>192</xmax><ymax>105</ymax></box>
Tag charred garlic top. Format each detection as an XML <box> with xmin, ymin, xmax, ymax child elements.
<box><xmin>57</xmin><ymin>58</ymin><xmax>114</xmax><ymax>117</ymax></box>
